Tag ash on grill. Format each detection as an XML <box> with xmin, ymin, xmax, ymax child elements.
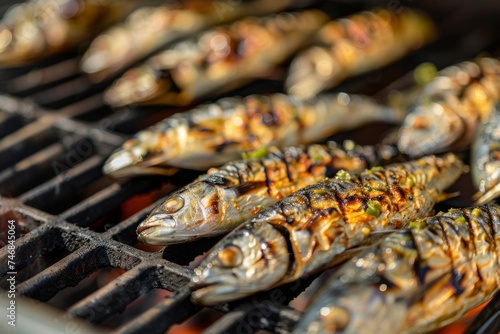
<box><xmin>1</xmin><ymin>1</ymin><xmax>500</xmax><ymax>334</ymax></box>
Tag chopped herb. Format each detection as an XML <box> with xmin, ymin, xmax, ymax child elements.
<box><xmin>309</xmin><ymin>145</ymin><xmax>325</xmax><ymax>163</ymax></box>
<box><xmin>335</xmin><ymin>170</ymin><xmax>352</xmax><ymax>181</ymax></box>
<box><xmin>414</xmin><ymin>62</ymin><xmax>438</xmax><ymax>86</ymax></box>
<box><xmin>471</xmin><ymin>208</ymin><xmax>481</xmax><ymax>217</ymax></box>
<box><xmin>366</xmin><ymin>201</ymin><xmax>381</xmax><ymax>217</ymax></box>
<box><xmin>242</xmin><ymin>146</ymin><xmax>268</xmax><ymax>160</ymax></box>
<box><xmin>409</xmin><ymin>220</ymin><xmax>426</xmax><ymax>229</ymax></box>
<box><xmin>405</xmin><ymin>176</ymin><xmax>415</xmax><ymax>188</ymax></box>
<box><xmin>343</xmin><ymin>140</ymin><xmax>356</xmax><ymax>151</ymax></box>
<box><xmin>454</xmin><ymin>216</ymin><xmax>467</xmax><ymax>224</ymax></box>
<box><xmin>371</xmin><ymin>166</ymin><xmax>384</xmax><ymax>172</ymax></box>
<box><xmin>312</xmin><ymin>188</ymin><xmax>327</xmax><ymax>196</ymax></box>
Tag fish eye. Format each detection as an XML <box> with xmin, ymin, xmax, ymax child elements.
<box><xmin>163</xmin><ymin>196</ymin><xmax>184</xmax><ymax>213</ymax></box>
<box><xmin>411</xmin><ymin>115</ymin><xmax>430</xmax><ymax>129</ymax></box>
<box><xmin>217</xmin><ymin>245</ymin><xmax>243</xmax><ymax>268</ymax></box>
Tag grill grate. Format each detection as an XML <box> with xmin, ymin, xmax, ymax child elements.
<box><xmin>1</xmin><ymin>1</ymin><xmax>500</xmax><ymax>333</ymax></box>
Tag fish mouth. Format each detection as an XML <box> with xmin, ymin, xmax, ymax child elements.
<box><xmin>398</xmin><ymin>104</ymin><xmax>463</xmax><ymax>156</ymax></box>
<box><xmin>104</xmin><ymin>66</ymin><xmax>160</xmax><ymax>107</ymax></box>
<box><xmin>190</xmin><ymin>273</ymin><xmax>241</xmax><ymax>306</ymax></box>
<box><xmin>103</xmin><ymin>149</ymin><xmax>141</xmax><ymax>176</ymax></box>
<box><xmin>136</xmin><ymin>217</ymin><xmax>182</xmax><ymax>245</ymax></box>
<box><xmin>103</xmin><ymin>148</ymin><xmax>177</xmax><ymax>178</ymax></box>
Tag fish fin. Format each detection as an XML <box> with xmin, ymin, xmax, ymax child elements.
<box><xmin>473</xmin><ymin>182</ymin><xmax>500</xmax><ymax>205</ymax></box>
<box><xmin>366</xmin><ymin>229</ymin><xmax>399</xmax><ymax>241</ymax></box>
<box><xmin>320</xmin><ymin>245</ymin><xmax>373</xmax><ymax>270</ymax></box>
<box><xmin>340</xmin><ymin>245</ymin><xmax>372</xmax><ymax>257</ymax></box>
<box><xmin>437</xmin><ymin>191</ymin><xmax>460</xmax><ymax>202</ymax></box>
<box><xmin>328</xmin><ymin>230</ymin><xmax>400</xmax><ymax>268</ymax></box>
<box><xmin>230</xmin><ymin>181</ymin><xmax>267</xmax><ymax>196</ymax></box>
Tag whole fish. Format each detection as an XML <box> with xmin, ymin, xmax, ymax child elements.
<box><xmin>471</xmin><ymin>102</ymin><xmax>500</xmax><ymax>204</ymax></box>
<box><xmin>103</xmin><ymin>92</ymin><xmax>402</xmax><ymax>177</ymax></box>
<box><xmin>285</xmin><ymin>8</ymin><xmax>435</xmax><ymax>99</ymax></box>
<box><xmin>81</xmin><ymin>0</ymin><xmax>292</xmax><ymax>81</ymax></box>
<box><xmin>398</xmin><ymin>57</ymin><xmax>500</xmax><ymax>157</ymax></box>
<box><xmin>136</xmin><ymin>141</ymin><xmax>398</xmax><ymax>245</ymax></box>
<box><xmin>189</xmin><ymin>154</ymin><xmax>463</xmax><ymax>305</ymax></box>
<box><xmin>0</xmin><ymin>0</ymin><xmax>141</xmax><ymax>66</ymax></box>
<box><xmin>104</xmin><ymin>10</ymin><xmax>328</xmax><ymax>107</ymax></box>
<box><xmin>296</xmin><ymin>205</ymin><xmax>500</xmax><ymax>334</ymax></box>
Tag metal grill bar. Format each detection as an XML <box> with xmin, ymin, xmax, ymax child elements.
<box><xmin>18</xmin><ymin>246</ymin><xmax>109</xmax><ymax>301</ymax></box>
<box><xmin>114</xmin><ymin>291</ymin><xmax>201</xmax><ymax>334</ymax></box>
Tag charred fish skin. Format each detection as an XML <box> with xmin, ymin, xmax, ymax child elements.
<box><xmin>103</xmin><ymin>92</ymin><xmax>402</xmax><ymax>177</ymax></box>
<box><xmin>471</xmin><ymin>102</ymin><xmax>500</xmax><ymax>204</ymax></box>
<box><xmin>398</xmin><ymin>57</ymin><xmax>500</xmax><ymax>157</ymax></box>
<box><xmin>285</xmin><ymin>7</ymin><xmax>435</xmax><ymax>99</ymax></box>
<box><xmin>296</xmin><ymin>205</ymin><xmax>500</xmax><ymax>334</ymax></box>
<box><xmin>81</xmin><ymin>0</ymin><xmax>292</xmax><ymax>81</ymax></box>
<box><xmin>104</xmin><ymin>10</ymin><xmax>328</xmax><ymax>107</ymax></box>
<box><xmin>189</xmin><ymin>154</ymin><xmax>464</xmax><ymax>306</ymax></box>
<box><xmin>136</xmin><ymin>142</ymin><xmax>399</xmax><ymax>245</ymax></box>
<box><xmin>0</xmin><ymin>0</ymin><xmax>140</xmax><ymax>66</ymax></box>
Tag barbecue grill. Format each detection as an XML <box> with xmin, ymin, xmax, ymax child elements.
<box><xmin>1</xmin><ymin>1</ymin><xmax>500</xmax><ymax>333</ymax></box>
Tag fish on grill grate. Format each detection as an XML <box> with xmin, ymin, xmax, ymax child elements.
<box><xmin>102</xmin><ymin>92</ymin><xmax>403</xmax><ymax>177</ymax></box>
<box><xmin>103</xmin><ymin>10</ymin><xmax>328</xmax><ymax>107</ymax></box>
<box><xmin>80</xmin><ymin>0</ymin><xmax>292</xmax><ymax>82</ymax></box>
<box><xmin>398</xmin><ymin>57</ymin><xmax>500</xmax><ymax>157</ymax></box>
<box><xmin>285</xmin><ymin>7</ymin><xmax>435</xmax><ymax>99</ymax></box>
<box><xmin>0</xmin><ymin>0</ymin><xmax>144</xmax><ymax>66</ymax></box>
<box><xmin>189</xmin><ymin>154</ymin><xmax>464</xmax><ymax>305</ymax></box>
<box><xmin>296</xmin><ymin>205</ymin><xmax>500</xmax><ymax>334</ymax></box>
<box><xmin>471</xmin><ymin>101</ymin><xmax>500</xmax><ymax>205</ymax></box>
<box><xmin>136</xmin><ymin>141</ymin><xmax>398</xmax><ymax>245</ymax></box>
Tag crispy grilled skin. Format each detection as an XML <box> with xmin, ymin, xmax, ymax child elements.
<box><xmin>103</xmin><ymin>92</ymin><xmax>400</xmax><ymax>175</ymax></box>
<box><xmin>285</xmin><ymin>7</ymin><xmax>435</xmax><ymax>98</ymax></box>
<box><xmin>398</xmin><ymin>57</ymin><xmax>500</xmax><ymax>156</ymax></box>
<box><xmin>136</xmin><ymin>142</ymin><xmax>398</xmax><ymax>245</ymax></box>
<box><xmin>297</xmin><ymin>205</ymin><xmax>500</xmax><ymax>334</ymax></box>
<box><xmin>104</xmin><ymin>10</ymin><xmax>327</xmax><ymax>107</ymax></box>
<box><xmin>189</xmin><ymin>154</ymin><xmax>463</xmax><ymax>306</ymax></box>
<box><xmin>0</xmin><ymin>0</ymin><xmax>139</xmax><ymax>65</ymax></box>
<box><xmin>253</xmin><ymin>154</ymin><xmax>463</xmax><ymax>282</ymax></box>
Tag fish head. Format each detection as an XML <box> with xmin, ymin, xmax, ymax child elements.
<box><xmin>136</xmin><ymin>178</ymin><xmax>231</xmax><ymax>245</ymax></box>
<box><xmin>398</xmin><ymin>102</ymin><xmax>464</xmax><ymax>157</ymax></box>
<box><xmin>190</xmin><ymin>220</ymin><xmax>289</xmax><ymax>305</ymax></box>
<box><xmin>294</xmin><ymin>283</ymin><xmax>407</xmax><ymax>334</ymax></box>
<box><xmin>102</xmin><ymin>130</ymin><xmax>175</xmax><ymax>177</ymax></box>
<box><xmin>80</xmin><ymin>27</ymin><xmax>130</xmax><ymax>80</ymax></box>
<box><xmin>481</xmin><ymin>162</ymin><xmax>500</xmax><ymax>193</ymax></box>
<box><xmin>294</xmin><ymin>291</ymin><xmax>354</xmax><ymax>334</ymax></box>
<box><xmin>104</xmin><ymin>43</ymin><xmax>194</xmax><ymax>107</ymax></box>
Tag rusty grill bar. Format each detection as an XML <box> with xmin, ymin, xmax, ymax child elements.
<box><xmin>1</xmin><ymin>1</ymin><xmax>500</xmax><ymax>333</ymax></box>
